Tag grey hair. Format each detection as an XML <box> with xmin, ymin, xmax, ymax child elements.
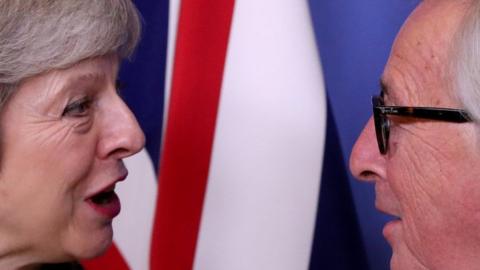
<box><xmin>0</xmin><ymin>0</ymin><xmax>141</xmax><ymax>106</ymax></box>
<box><xmin>453</xmin><ymin>1</ymin><xmax>480</xmax><ymax>123</ymax></box>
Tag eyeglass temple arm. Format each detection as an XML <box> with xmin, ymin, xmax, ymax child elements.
<box><xmin>376</xmin><ymin>106</ymin><xmax>472</xmax><ymax>123</ymax></box>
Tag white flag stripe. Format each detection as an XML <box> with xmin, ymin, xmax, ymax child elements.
<box><xmin>114</xmin><ymin>149</ymin><xmax>158</xmax><ymax>270</ymax></box>
<box><xmin>162</xmin><ymin>0</ymin><xmax>181</xmax><ymax>142</ymax></box>
<box><xmin>194</xmin><ymin>0</ymin><xmax>327</xmax><ymax>269</ymax></box>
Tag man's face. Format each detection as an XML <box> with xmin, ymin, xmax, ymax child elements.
<box><xmin>350</xmin><ymin>1</ymin><xmax>480</xmax><ymax>269</ymax></box>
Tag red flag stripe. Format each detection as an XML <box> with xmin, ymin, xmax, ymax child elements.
<box><xmin>150</xmin><ymin>0</ymin><xmax>236</xmax><ymax>269</ymax></box>
<box><xmin>82</xmin><ymin>243</ymin><xmax>130</xmax><ymax>270</ymax></box>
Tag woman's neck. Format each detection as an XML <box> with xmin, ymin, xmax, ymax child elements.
<box><xmin>0</xmin><ymin>239</ymin><xmax>41</xmax><ymax>270</ymax></box>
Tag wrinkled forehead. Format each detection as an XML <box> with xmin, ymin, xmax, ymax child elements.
<box><xmin>381</xmin><ymin>0</ymin><xmax>470</xmax><ymax>106</ymax></box>
<box><xmin>10</xmin><ymin>55</ymin><xmax>120</xmax><ymax>109</ymax></box>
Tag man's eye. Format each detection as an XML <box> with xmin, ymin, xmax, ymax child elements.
<box><xmin>62</xmin><ymin>97</ymin><xmax>93</xmax><ymax>117</ymax></box>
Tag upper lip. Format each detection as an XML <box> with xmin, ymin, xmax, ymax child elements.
<box><xmin>374</xmin><ymin>183</ymin><xmax>402</xmax><ymax>219</ymax></box>
<box><xmin>85</xmin><ymin>170</ymin><xmax>128</xmax><ymax>200</ymax></box>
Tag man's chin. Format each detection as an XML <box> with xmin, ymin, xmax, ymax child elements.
<box><xmin>390</xmin><ymin>252</ymin><xmax>429</xmax><ymax>270</ymax></box>
<box><xmin>388</xmin><ymin>234</ymin><xmax>429</xmax><ymax>270</ymax></box>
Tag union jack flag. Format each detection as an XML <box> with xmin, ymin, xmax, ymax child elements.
<box><xmin>81</xmin><ymin>0</ymin><xmax>368</xmax><ymax>269</ymax></box>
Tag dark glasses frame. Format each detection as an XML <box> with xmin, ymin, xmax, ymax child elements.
<box><xmin>372</xmin><ymin>95</ymin><xmax>473</xmax><ymax>154</ymax></box>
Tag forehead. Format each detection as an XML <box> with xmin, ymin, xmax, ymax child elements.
<box><xmin>381</xmin><ymin>0</ymin><xmax>470</xmax><ymax>106</ymax></box>
<box><xmin>56</xmin><ymin>55</ymin><xmax>119</xmax><ymax>81</ymax></box>
<box><xmin>19</xmin><ymin>56</ymin><xmax>118</xmax><ymax>94</ymax></box>
<box><xmin>6</xmin><ymin>56</ymin><xmax>120</xmax><ymax>113</ymax></box>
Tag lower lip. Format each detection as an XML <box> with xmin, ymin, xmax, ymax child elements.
<box><xmin>383</xmin><ymin>219</ymin><xmax>401</xmax><ymax>243</ymax></box>
<box><xmin>86</xmin><ymin>192</ymin><xmax>121</xmax><ymax>219</ymax></box>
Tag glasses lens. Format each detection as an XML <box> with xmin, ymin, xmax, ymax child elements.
<box><xmin>372</xmin><ymin>96</ymin><xmax>388</xmax><ymax>154</ymax></box>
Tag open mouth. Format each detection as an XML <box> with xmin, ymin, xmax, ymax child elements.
<box><xmin>86</xmin><ymin>185</ymin><xmax>121</xmax><ymax>219</ymax></box>
<box><xmin>90</xmin><ymin>190</ymin><xmax>117</xmax><ymax>205</ymax></box>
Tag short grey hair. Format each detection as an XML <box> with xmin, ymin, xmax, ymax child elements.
<box><xmin>0</xmin><ymin>0</ymin><xmax>141</xmax><ymax>106</ymax></box>
<box><xmin>453</xmin><ymin>1</ymin><xmax>480</xmax><ymax>122</ymax></box>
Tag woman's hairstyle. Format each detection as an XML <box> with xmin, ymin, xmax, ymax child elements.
<box><xmin>0</xmin><ymin>0</ymin><xmax>141</xmax><ymax>106</ymax></box>
<box><xmin>453</xmin><ymin>0</ymin><xmax>480</xmax><ymax>123</ymax></box>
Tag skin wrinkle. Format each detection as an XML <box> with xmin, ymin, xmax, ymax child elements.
<box><xmin>385</xmin><ymin>175</ymin><xmax>427</xmax><ymax>270</ymax></box>
<box><xmin>398</xmin><ymin>119</ymin><xmax>476</xmax><ymax>267</ymax></box>
<box><xmin>31</xmin><ymin>122</ymin><xmax>78</xmax><ymax>149</ymax></box>
<box><xmin>17</xmin><ymin>73</ymin><xmax>66</xmax><ymax>118</ymax></box>
<box><xmin>399</xmin><ymin>216</ymin><xmax>426</xmax><ymax>266</ymax></box>
<box><xmin>394</xmin><ymin>153</ymin><xmax>430</xmax><ymax>215</ymax></box>
<box><xmin>5</xmin><ymin>103</ymin><xmax>88</xmax><ymax>151</ymax></box>
<box><xmin>17</xmin><ymin>110</ymin><xmax>75</xmax><ymax>136</ymax></box>
<box><xmin>13</xmin><ymin>62</ymin><xmax>114</xmax><ymax>148</ymax></box>
<box><xmin>397</xmin><ymin>124</ymin><xmax>451</xmax><ymax>161</ymax></box>
<box><xmin>391</xmin><ymin>159</ymin><xmax>436</xmax><ymax>267</ymax></box>
<box><xmin>389</xmin><ymin>58</ymin><xmax>439</xmax><ymax>106</ymax></box>
<box><xmin>396</xmin><ymin>124</ymin><xmax>465</xmax><ymax>206</ymax></box>
<box><xmin>384</xmin><ymin>65</ymin><xmax>421</xmax><ymax>106</ymax></box>
<box><xmin>15</xmin><ymin>113</ymin><xmax>90</xmax><ymax>153</ymax></box>
<box><xmin>393</xmin><ymin>45</ymin><xmax>430</xmax><ymax>104</ymax></box>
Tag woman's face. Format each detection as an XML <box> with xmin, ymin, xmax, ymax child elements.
<box><xmin>0</xmin><ymin>56</ymin><xmax>145</xmax><ymax>262</ymax></box>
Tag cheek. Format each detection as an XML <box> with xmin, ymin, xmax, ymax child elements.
<box><xmin>17</xmin><ymin>134</ymin><xmax>96</xmax><ymax>208</ymax></box>
<box><xmin>0</xmin><ymin>125</ymin><xmax>101</xmax><ymax>260</ymax></box>
<box><xmin>388</xmin><ymin>123</ymin><xmax>473</xmax><ymax>217</ymax></box>
<box><xmin>0</xmin><ymin>121</ymin><xmax>98</xmax><ymax>227</ymax></box>
<box><xmin>387</xmin><ymin>124</ymin><xmax>480</xmax><ymax>268</ymax></box>
<box><xmin>23</xmin><ymin>119</ymin><xmax>96</xmax><ymax>172</ymax></box>
<box><xmin>387</xmin><ymin>147</ymin><xmax>439</xmax><ymax>259</ymax></box>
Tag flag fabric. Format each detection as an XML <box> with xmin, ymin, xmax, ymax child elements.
<box><xmin>82</xmin><ymin>0</ymin><xmax>367</xmax><ymax>269</ymax></box>
<box><xmin>150</xmin><ymin>0</ymin><xmax>235</xmax><ymax>269</ymax></box>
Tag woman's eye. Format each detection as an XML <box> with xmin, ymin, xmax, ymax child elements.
<box><xmin>62</xmin><ymin>97</ymin><xmax>93</xmax><ymax>117</ymax></box>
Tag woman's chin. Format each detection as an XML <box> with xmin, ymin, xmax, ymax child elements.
<box><xmin>80</xmin><ymin>238</ymin><xmax>113</xmax><ymax>260</ymax></box>
<box><xmin>62</xmin><ymin>225</ymin><xmax>114</xmax><ymax>261</ymax></box>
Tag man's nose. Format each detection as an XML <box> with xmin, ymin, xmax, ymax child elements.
<box><xmin>349</xmin><ymin>117</ymin><xmax>386</xmax><ymax>182</ymax></box>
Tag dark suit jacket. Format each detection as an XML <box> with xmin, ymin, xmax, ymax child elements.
<box><xmin>40</xmin><ymin>262</ymin><xmax>84</xmax><ymax>270</ymax></box>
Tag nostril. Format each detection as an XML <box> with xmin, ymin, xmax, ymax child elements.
<box><xmin>109</xmin><ymin>148</ymin><xmax>130</xmax><ymax>159</ymax></box>
<box><xmin>358</xmin><ymin>170</ymin><xmax>377</xmax><ymax>183</ymax></box>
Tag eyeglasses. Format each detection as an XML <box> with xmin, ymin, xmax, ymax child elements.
<box><xmin>372</xmin><ymin>95</ymin><xmax>473</xmax><ymax>154</ymax></box>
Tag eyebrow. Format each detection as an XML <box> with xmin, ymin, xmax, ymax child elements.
<box><xmin>62</xmin><ymin>72</ymin><xmax>106</xmax><ymax>93</ymax></box>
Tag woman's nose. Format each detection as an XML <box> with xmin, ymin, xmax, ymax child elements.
<box><xmin>97</xmin><ymin>96</ymin><xmax>146</xmax><ymax>160</ymax></box>
<box><xmin>349</xmin><ymin>117</ymin><xmax>386</xmax><ymax>183</ymax></box>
